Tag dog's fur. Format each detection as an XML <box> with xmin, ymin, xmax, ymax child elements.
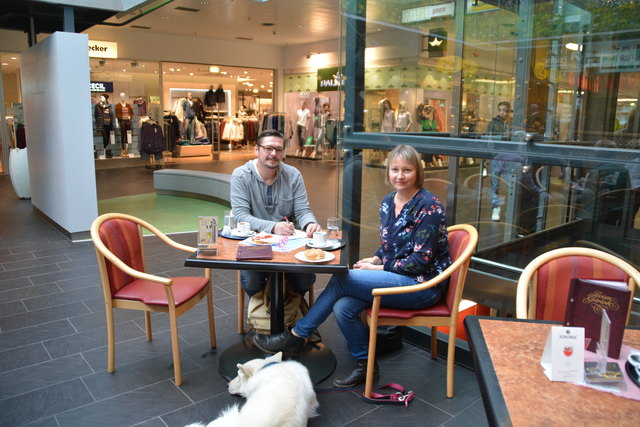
<box><xmin>186</xmin><ymin>352</ymin><xmax>319</xmax><ymax>427</ymax></box>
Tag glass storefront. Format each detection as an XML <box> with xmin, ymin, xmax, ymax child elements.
<box><xmin>338</xmin><ymin>0</ymin><xmax>640</xmax><ymax>311</ymax></box>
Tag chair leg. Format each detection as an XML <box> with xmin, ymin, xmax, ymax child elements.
<box><xmin>431</xmin><ymin>326</ymin><xmax>438</xmax><ymax>359</ymax></box>
<box><xmin>237</xmin><ymin>271</ymin><xmax>245</xmax><ymax>334</ymax></box>
<box><xmin>106</xmin><ymin>307</ymin><xmax>115</xmax><ymax>373</ymax></box>
<box><xmin>446</xmin><ymin>329</ymin><xmax>456</xmax><ymax>398</ymax></box>
<box><xmin>168</xmin><ymin>309</ymin><xmax>182</xmax><ymax>386</ymax></box>
<box><xmin>144</xmin><ymin>311</ymin><xmax>152</xmax><ymax>341</ymax></box>
<box><xmin>364</xmin><ymin>315</ymin><xmax>379</xmax><ymax>398</ymax></box>
<box><xmin>308</xmin><ymin>284</ymin><xmax>315</xmax><ymax>307</ymax></box>
<box><xmin>206</xmin><ymin>281</ymin><xmax>216</xmax><ymax>348</ymax></box>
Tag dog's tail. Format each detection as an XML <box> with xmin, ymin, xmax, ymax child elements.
<box><xmin>196</xmin><ymin>405</ymin><xmax>241</xmax><ymax>427</ymax></box>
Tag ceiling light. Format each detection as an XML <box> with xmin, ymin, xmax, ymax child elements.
<box><xmin>250</xmin><ymin>0</ymin><xmax>271</xmax><ymax>2</ymax></box>
<box><xmin>268</xmin><ymin>89</ymin><xmax>272</xmax><ymax>93</ymax></box>
<box><xmin>1</xmin><ymin>62</ymin><xmax>8</xmax><ymax>66</ymax></box>
<box><xmin>244</xmin><ymin>71</ymin><xmax>249</xmax><ymax>74</ymax></box>
<box><xmin>209</xmin><ymin>66</ymin><xmax>220</xmax><ymax>73</ymax></box>
<box><xmin>10</xmin><ymin>57</ymin><xmax>17</xmax><ymax>60</ymax></box>
<box><xmin>189</xmin><ymin>72</ymin><xmax>194</xmax><ymax>76</ymax></box>
<box><xmin>565</xmin><ymin>42</ymin><xmax>582</xmax><ymax>51</ymax></box>
<box><xmin>169</xmin><ymin>68</ymin><xmax>175</xmax><ymax>71</ymax></box>
<box><xmin>253</xmin><ymin>89</ymin><xmax>259</xmax><ymax>93</ymax></box>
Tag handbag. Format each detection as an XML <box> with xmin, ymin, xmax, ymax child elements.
<box><xmin>247</xmin><ymin>277</ymin><xmax>309</xmax><ymax>335</ymax></box>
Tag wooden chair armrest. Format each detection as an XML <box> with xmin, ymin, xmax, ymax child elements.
<box><xmin>97</xmin><ymin>248</ymin><xmax>173</xmax><ymax>286</ymax></box>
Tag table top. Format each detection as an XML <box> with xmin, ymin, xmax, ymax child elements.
<box><xmin>184</xmin><ymin>233</ymin><xmax>349</xmax><ymax>274</ymax></box>
<box><xmin>465</xmin><ymin>316</ymin><xmax>640</xmax><ymax>427</ymax></box>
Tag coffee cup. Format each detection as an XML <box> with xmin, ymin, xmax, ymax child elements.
<box><xmin>313</xmin><ymin>231</ymin><xmax>327</xmax><ymax>247</ymax></box>
<box><xmin>237</xmin><ymin>222</ymin><xmax>251</xmax><ymax>236</ymax></box>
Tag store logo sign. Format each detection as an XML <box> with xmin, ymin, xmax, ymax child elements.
<box><xmin>88</xmin><ymin>40</ymin><xmax>118</xmax><ymax>58</ymax></box>
<box><xmin>90</xmin><ymin>81</ymin><xmax>114</xmax><ymax>93</ymax></box>
<box><xmin>401</xmin><ymin>3</ymin><xmax>454</xmax><ymax>24</ymax></box>
<box><xmin>317</xmin><ymin>67</ymin><xmax>345</xmax><ymax>92</ymax></box>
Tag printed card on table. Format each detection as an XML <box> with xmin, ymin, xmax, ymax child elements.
<box><xmin>540</xmin><ymin>326</ymin><xmax>585</xmax><ymax>383</ymax></box>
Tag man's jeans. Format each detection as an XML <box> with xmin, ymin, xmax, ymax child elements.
<box><xmin>293</xmin><ymin>269</ymin><xmax>444</xmax><ymax>360</ymax></box>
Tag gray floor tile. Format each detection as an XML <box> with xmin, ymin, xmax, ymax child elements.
<box><xmin>56</xmin><ymin>381</ymin><xmax>192</xmax><ymax>427</ymax></box>
<box><xmin>0</xmin><ymin>300</ymin><xmax>26</xmax><ymax>317</ymax></box>
<box><xmin>0</xmin><ymin>379</ymin><xmax>94</xmax><ymax>426</ymax></box>
<box><xmin>2</xmin><ymin>254</ymin><xmax>70</xmax><ymax>272</ymax></box>
<box><xmin>30</xmin><ymin>265</ymin><xmax>99</xmax><ymax>285</ymax></box>
<box><xmin>0</xmin><ymin>252</ymin><xmax>36</xmax><ymax>265</ymax></box>
<box><xmin>160</xmin><ymin>393</ymin><xmax>244</xmax><ymax>427</ymax></box>
<box><xmin>0</xmin><ymin>354</ymin><xmax>92</xmax><ymax>399</ymax></box>
<box><xmin>23</xmin><ymin>286</ymin><xmax>102</xmax><ymax>311</ymax></box>
<box><xmin>0</xmin><ymin>264</ymin><xmax>61</xmax><ymax>284</ymax></box>
<box><xmin>0</xmin><ymin>301</ymin><xmax>90</xmax><ymax>331</ymax></box>
<box><xmin>44</xmin><ymin>320</ymin><xmax>145</xmax><ymax>359</ymax></box>
<box><xmin>82</xmin><ymin>352</ymin><xmax>201</xmax><ymax>401</ymax></box>
<box><xmin>0</xmin><ymin>343</ymin><xmax>51</xmax><ymax>373</ymax></box>
<box><xmin>55</xmin><ymin>274</ymin><xmax>102</xmax><ymax>291</ymax></box>
<box><xmin>68</xmin><ymin>307</ymin><xmax>146</xmax><ymax>333</ymax></box>
<box><xmin>442</xmin><ymin>398</ymin><xmax>489</xmax><ymax>427</ymax></box>
<box><xmin>0</xmin><ymin>282</ymin><xmax>62</xmax><ymax>304</ymax></box>
<box><xmin>0</xmin><ymin>277</ymin><xmax>33</xmax><ymax>293</ymax></box>
<box><xmin>0</xmin><ymin>319</ymin><xmax>76</xmax><ymax>351</ymax></box>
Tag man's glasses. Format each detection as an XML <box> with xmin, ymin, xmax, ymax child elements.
<box><xmin>258</xmin><ymin>145</ymin><xmax>284</xmax><ymax>155</ymax></box>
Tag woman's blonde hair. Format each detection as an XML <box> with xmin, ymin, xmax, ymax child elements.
<box><xmin>384</xmin><ymin>145</ymin><xmax>424</xmax><ymax>188</ymax></box>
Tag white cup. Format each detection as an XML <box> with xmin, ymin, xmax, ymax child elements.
<box><xmin>237</xmin><ymin>222</ymin><xmax>251</xmax><ymax>235</ymax></box>
<box><xmin>313</xmin><ymin>231</ymin><xmax>327</xmax><ymax>247</ymax></box>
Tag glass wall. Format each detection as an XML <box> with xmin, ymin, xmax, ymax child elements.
<box><xmin>339</xmin><ymin>1</ymin><xmax>640</xmax><ymax>285</ymax></box>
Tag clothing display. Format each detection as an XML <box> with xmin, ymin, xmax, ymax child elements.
<box><xmin>204</xmin><ymin>89</ymin><xmax>216</xmax><ymax>107</ymax></box>
<box><xmin>134</xmin><ymin>98</ymin><xmax>147</xmax><ymax>116</ymax></box>
<box><xmin>261</xmin><ymin>113</ymin><xmax>291</xmax><ymax>139</ymax></box>
<box><xmin>381</xmin><ymin>109</ymin><xmax>395</xmax><ymax>132</ymax></box>
<box><xmin>95</xmin><ymin>100</ymin><xmax>114</xmax><ymax>149</ymax></box>
<box><xmin>214</xmin><ymin>86</ymin><xmax>226</xmax><ymax>104</ymax></box>
<box><xmin>296</xmin><ymin>107</ymin><xmax>312</xmax><ymax>147</ymax></box>
<box><xmin>116</xmin><ymin>102</ymin><xmax>134</xmax><ymax>150</ymax></box>
<box><xmin>221</xmin><ymin>117</ymin><xmax>245</xmax><ymax>142</ymax></box>
<box><xmin>395</xmin><ymin>111</ymin><xmax>412</xmax><ymax>132</ymax></box>
<box><xmin>139</xmin><ymin>120</ymin><xmax>164</xmax><ymax>160</ymax></box>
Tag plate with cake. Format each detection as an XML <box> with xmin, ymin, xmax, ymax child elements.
<box><xmin>295</xmin><ymin>248</ymin><xmax>335</xmax><ymax>263</ymax></box>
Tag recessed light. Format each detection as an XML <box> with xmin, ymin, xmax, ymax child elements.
<box><xmin>2</xmin><ymin>62</ymin><xmax>8</xmax><ymax>66</ymax></box>
<box><xmin>10</xmin><ymin>57</ymin><xmax>17</xmax><ymax>60</ymax></box>
<box><xmin>189</xmin><ymin>72</ymin><xmax>194</xmax><ymax>76</ymax></box>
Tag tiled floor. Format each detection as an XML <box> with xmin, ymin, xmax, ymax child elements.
<box><xmin>0</xmin><ymin>153</ymin><xmax>487</xmax><ymax>427</ymax></box>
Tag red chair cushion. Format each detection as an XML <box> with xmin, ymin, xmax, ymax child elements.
<box><xmin>99</xmin><ymin>219</ymin><xmax>145</xmax><ymax>295</ymax></box>
<box><xmin>535</xmin><ymin>255</ymin><xmax>628</xmax><ymax>321</ymax></box>
<box><xmin>367</xmin><ymin>301</ymin><xmax>451</xmax><ymax>319</ymax></box>
<box><xmin>114</xmin><ymin>276</ymin><xmax>209</xmax><ymax>306</ymax></box>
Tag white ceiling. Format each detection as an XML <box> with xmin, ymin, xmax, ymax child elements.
<box><xmin>107</xmin><ymin>0</ymin><xmax>342</xmax><ymax>46</ymax></box>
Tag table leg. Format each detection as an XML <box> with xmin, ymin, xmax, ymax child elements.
<box><xmin>270</xmin><ymin>271</ymin><xmax>285</xmax><ymax>334</ymax></box>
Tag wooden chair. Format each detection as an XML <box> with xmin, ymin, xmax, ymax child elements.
<box><xmin>516</xmin><ymin>247</ymin><xmax>640</xmax><ymax>321</ymax></box>
<box><xmin>364</xmin><ymin>224</ymin><xmax>478</xmax><ymax>398</ymax></box>
<box><xmin>91</xmin><ymin>213</ymin><xmax>216</xmax><ymax>386</ymax></box>
<box><xmin>237</xmin><ymin>271</ymin><xmax>314</xmax><ymax>333</ymax></box>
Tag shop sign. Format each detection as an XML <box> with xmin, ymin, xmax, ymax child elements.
<box><xmin>401</xmin><ymin>3</ymin><xmax>454</xmax><ymax>24</ymax></box>
<box><xmin>88</xmin><ymin>40</ymin><xmax>118</xmax><ymax>58</ymax></box>
<box><xmin>466</xmin><ymin>0</ymin><xmax>499</xmax><ymax>14</ymax></box>
<box><xmin>317</xmin><ymin>67</ymin><xmax>345</xmax><ymax>92</ymax></box>
<box><xmin>90</xmin><ymin>81</ymin><xmax>114</xmax><ymax>93</ymax></box>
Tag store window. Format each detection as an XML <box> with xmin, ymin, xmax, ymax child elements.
<box><xmin>1</xmin><ymin>52</ymin><xmax>23</xmax><ymax>174</ymax></box>
<box><xmin>339</xmin><ymin>0</ymin><xmax>640</xmax><ymax>276</ymax></box>
<box><xmin>161</xmin><ymin>62</ymin><xmax>273</xmax><ymax>153</ymax></box>
<box><xmin>89</xmin><ymin>58</ymin><xmax>161</xmax><ymax>159</ymax></box>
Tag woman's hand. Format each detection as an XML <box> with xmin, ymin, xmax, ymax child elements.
<box><xmin>353</xmin><ymin>256</ymin><xmax>383</xmax><ymax>270</ymax></box>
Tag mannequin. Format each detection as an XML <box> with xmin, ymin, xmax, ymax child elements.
<box><xmin>379</xmin><ymin>98</ymin><xmax>395</xmax><ymax>132</ymax></box>
<box><xmin>295</xmin><ymin>101</ymin><xmax>311</xmax><ymax>156</ymax></box>
<box><xmin>182</xmin><ymin>92</ymin><xmax>196</xmax><ymax>140</ymax></box>
<box><xmin>115</xmin><ymin>92</ymin><xmax>134</xmax><ymax>157</ymax></box>
<box><xmin>311</xmin><ymin>102</ymin><xmax>331</xmax><ymax>159</ymax></box>
<box><xmin>139</xmin><ymin>110</ymin><xmax>164</xmax><ymax>169</ymax></box>
<box><xmin>394</xmin><ymin>101</ymin><xmax>413</xmax><ymax>132</ymax></box>
<box><xmin>94</xmin><ymin>94</ymin><xmax>114</xmax><ymax>158</ymax></box>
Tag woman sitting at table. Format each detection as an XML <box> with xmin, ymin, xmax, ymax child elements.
<box><xmin>254</xmin><ymin>144</ymin><xmax>451</xmax><ymax>387</ymax></box>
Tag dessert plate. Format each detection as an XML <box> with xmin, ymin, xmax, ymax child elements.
<box><xmin>295</xmin><ymin>251</ymin><xmax>335</xmax><ymax>263</ymax></box>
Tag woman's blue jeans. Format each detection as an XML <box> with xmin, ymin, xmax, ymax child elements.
<box><xmin>293</xmin><ymin>269</ymin><xmax>445</xmax><ymax>360</ymax></box>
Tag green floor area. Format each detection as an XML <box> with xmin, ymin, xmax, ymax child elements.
<box><xmin>98</xmin><ymin>193</ymin><xmax>229</xmax><ymax>235</ymax></box>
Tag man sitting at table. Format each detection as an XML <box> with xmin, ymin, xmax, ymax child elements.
<box><xmin>231</xmin><ymin>129</ymin><xmax>322</xmax><ymax>320</ymax></box>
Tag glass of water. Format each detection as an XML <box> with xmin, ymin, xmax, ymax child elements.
<box><xmin>327</xmin><ymin>217</ymin><xmax>339</xmax><ymax>239</ymax></box>
<box><xmin>223</xmin><ymin>210</ymin><xmax>236</xmax><ymax>233</ymax></box>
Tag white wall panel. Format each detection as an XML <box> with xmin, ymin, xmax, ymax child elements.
<box><xmin>20</xmin><ymin>32</ymin><xmax>98</xmax><ymax>236</ymax></box>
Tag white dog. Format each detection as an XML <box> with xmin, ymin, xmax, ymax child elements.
<box><xmin>186</xmin><ymin>352</ymin><xmax>319</xmax><ymax>427</ymax></box>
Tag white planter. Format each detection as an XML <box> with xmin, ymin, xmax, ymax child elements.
<box><xmin>9</xmin><ymin>148</ymin><xmax>31</xmax><ymax>199</ymax></box>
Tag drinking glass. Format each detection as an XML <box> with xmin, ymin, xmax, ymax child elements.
<box><xmin>327</xmin><ymin>217</ymin><xmax>339</xmax><ymax>239</ymax></box>
<box><xmin>223</xmin><ymin>209</ymin><xmax>236</xmax><ymax>232</ymax></box>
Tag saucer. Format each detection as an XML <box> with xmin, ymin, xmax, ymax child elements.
<box><xmin>219</xmin><ymin>230</ymin><xmax>255</xmax><ymax>240</ymax></box>
<box><xmin>306</xmin><ymin>238</ymin><xmax>345</xmax><ymax>251</ymax></box>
